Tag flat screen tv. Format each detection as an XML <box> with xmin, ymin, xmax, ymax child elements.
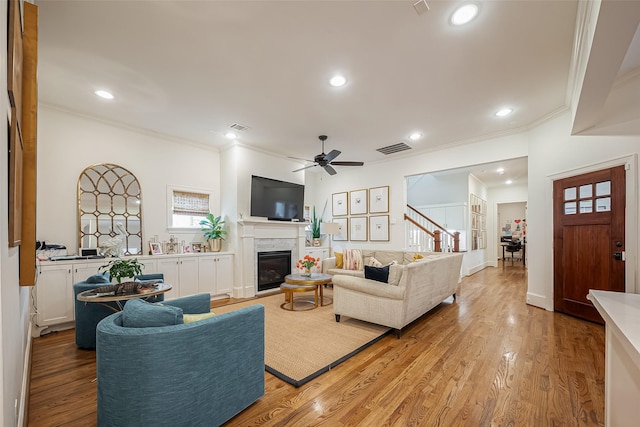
<box><xmin>250</xmin><ymin>175</ymin><xmax>305</xmax><ymax>221</ymax></box>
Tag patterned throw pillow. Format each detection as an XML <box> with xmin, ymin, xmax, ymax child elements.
<box><xmin>367</xmin><ymin>256</ymin><xmax>383</xmax><ymax>267</ymax></box>
<box><xmin>344</xmin><ymin>249</ymin><xmax>363</xmax><ymax>270</ymax></box>
<box><xmin>335</xmin><ymin>252</ymin><xmax>344</xmax><ymax>269</ymax></box>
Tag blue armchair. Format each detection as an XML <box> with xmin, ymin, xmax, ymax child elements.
<box><xmin>96</xmin><ymin>294</ymin><xmax>265</xmax><ymax>427</ymax></box>
<box><xmin>73</xmin><ymin>273</ymin><xmax>165</xmax><ymax>349</ymax></box>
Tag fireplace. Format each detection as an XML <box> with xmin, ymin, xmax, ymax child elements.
<box><xmin>257</xmin><ymin>251</ymin><xmax>291</xmax><ymax>292</ymax></box>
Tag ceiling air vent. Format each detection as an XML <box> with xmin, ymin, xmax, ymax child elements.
<box><xmin>229</xmin><ymin>123</ymin><xmax>249</xmax><ymax>132</ymax></box>
<box><xmin>376</xmin><ymin>142</ymin><xmax>412</xmax><ymax>155</ymax></box>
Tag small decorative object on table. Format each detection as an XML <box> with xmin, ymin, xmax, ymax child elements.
<box><xmin>297</xmin><ymin>255</ymin><xmax>319</xmax><ymax>277</ymax></box>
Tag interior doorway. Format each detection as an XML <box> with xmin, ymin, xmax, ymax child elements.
<box><xmin>497</xmin><ymin>202</ymin><xmax>527</xmax><ymax>263</ymax></box>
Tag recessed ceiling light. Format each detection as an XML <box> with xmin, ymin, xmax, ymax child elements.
<box><xmin>495</xmin><ymin>108</ymin><xmax>513</xmax><ymax>117</ymax></box>
<box><xmin>409</xmin><ymin>132</ymin><xmax>423</xmax><ymax>141</ymax></box>
<box><xmin>497</xmin><ymin>167</ymin><xmax>505</xmax><ymax>174</ymax></box>
<box><xmin>329</xmin><ymin>75</ymin><xmax>347</xmax><ymax>87</ymax></box>
<box><xmin>94</xmin><ymin>90</ymin><xmax>114</xmax><ymax>100</ymax></box>
<box><xmin>451</xmin><ymin>4</ymin><xmax>478</xmax><ymax>26</ymax></box>
<box><xmin>224</xmin><ymin>132</ymin><xmax>237</xmax><ymax>140</ymax></box>
<box><xmin>506</xmin><ymin>180</ymin><xmax>513</xmax><ymax>185</ymax></box>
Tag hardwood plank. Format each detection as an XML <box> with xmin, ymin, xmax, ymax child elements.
<box><xmin>27</xmin><ymin>262</ymin><xmax>605</xmax><ymax>426</ymax></box>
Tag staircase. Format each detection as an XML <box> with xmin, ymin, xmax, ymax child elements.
<box><xmin>404</xmin><ymin>204</ymin><xmax>460</xmax><ymax>253</ymax></box>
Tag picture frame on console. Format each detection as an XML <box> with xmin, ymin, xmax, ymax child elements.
<box><xmin>332</xmin><ymin>192</ymin><xmax>348</xmax><ymax>216</ymax></box>
<box><xmin>191</xmin><ymin>242</ymin><xmax>204</xmax><ymax>253</ymax></box>
<box><xmin>149</xmin><ymin>242</ymin><xmax>163</xmax><ymax>255</ymax></box>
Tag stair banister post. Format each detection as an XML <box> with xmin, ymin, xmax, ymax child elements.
<box><xmin>453</xmin><ymin>232</ymin><xmax>460</xmax><ymax>252</ymax></box>
<box><xmin>434</xmin><ymin>230</ymin><xmax>441</xmax><ymax>252</ymax></box>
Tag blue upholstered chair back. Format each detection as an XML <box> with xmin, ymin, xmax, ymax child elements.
<box><xmin>96</xmin><ymin>295</ymin><xmax>265</xmax><ymax>427</ymax></box>
<box><xmin>73</xmin><ymin>272</ymin><xmax>165</xmax><ymax>349</ymax></box>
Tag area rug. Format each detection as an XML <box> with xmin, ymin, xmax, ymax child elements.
<box><xmin>214</xmin><ymin>289</ymin><xmax>391</xmax><ymax>387</ymax></box>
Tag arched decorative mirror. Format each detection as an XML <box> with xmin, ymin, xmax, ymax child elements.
<box><xmin>78</xmin><ymin>163</ymin><xmax>142</xmax><ymax>256</ymax></box>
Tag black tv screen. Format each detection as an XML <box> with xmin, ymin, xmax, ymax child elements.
<box><xmin>250</xmin><ymin>175</ymin><xmax>305</xmax><ymax>221</ymax></box>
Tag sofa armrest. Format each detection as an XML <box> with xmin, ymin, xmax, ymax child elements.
<box><xmin>162</xmin><ymin>293</ymin><xmax>211</xmax><ymax>314</ymax></box>
<box><xmin>322</xmin><ymin>257</ymin><xmax>336</xmax><ymax>274</ymax></box>
<box><xmin>332</xmin><ymin>275</ymin><xmax>405</xmax><ymax>300</ymax></box>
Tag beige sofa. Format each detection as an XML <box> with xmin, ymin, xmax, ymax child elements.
<box><xmin>323</xmin><ymin>250</ymin><xmax>464</xmax><ymax>337</ymax></box>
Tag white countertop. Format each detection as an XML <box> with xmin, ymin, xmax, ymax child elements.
<box><xmin>588</xmin><ymin>290</ymin><xmax>640</xmax><ymax>369</ymax></box>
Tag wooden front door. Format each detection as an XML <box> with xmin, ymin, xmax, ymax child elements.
<box><xmin>553</xmin><ymin>165</ymin><xmax>626</xmax><ymax>323</ymax></box>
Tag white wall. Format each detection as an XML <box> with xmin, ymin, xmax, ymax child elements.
<box><xmin>1</xmin><ymin>0</ymin><xmax>31</xmax><ymax>424</ymax></box>
<box><xmin>526</xmin><ymin>111</ymin><xmax>639</xmax><ymax>310</ymax></box>
<box><xmin>464</xmin><ymin>174</ymin><xmax>489</xmax><ymax>275</ymax></box>
<box><xmin>407</xmin><ymin>172</ymin><xmax>468</xmax><ymax>206</ymax></box>
<box><xmin>38</xmin><ymin>106</ymin><xmax>221</xmax><ymax>254</ymax></box>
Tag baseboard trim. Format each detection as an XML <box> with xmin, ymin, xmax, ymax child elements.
<box><xmin>526</xmin><ymin>292</ymin><xmax>550</xmax><ymax>311</ymax></box>
<box><xmin>467</xmin><ymin>262</ymin><xmax>491</xmax><ymax>276</ymax></box>
<box><xmin>18</xmin><ymin>321</ymin><xmax>33</xmax><ymax>427</ymax></box>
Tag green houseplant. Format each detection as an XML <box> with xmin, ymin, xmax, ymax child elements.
<box><xmin>311</xmin><ymin>207</ymin><xmax>322</xmax><ymax>247</ymax></box>
<box><xmin>200</xmin><ymin>213</ymin><xmax>227</xmax><ymax>252</ymax></box>
<box><xmin>98</xmin><ymin>258</ymin><xmax>143</xmax><ymax>284</ymax></box>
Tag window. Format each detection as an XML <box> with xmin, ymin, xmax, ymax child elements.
<box><xmin>167</xmin><ymin>186</ymin><xmax>211</xmax><ymax>229</ymax></box>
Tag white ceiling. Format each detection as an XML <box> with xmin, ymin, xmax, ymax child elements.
<box><xmin>35</xmin><ymin>1</ymin><xmax>637</xmax><ymax>182</ymax></box>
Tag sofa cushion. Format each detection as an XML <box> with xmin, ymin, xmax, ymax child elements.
<box><xmin>364</xmin><ymin>265</ymin><xmax>390</xmax><ymax>283</ymax></box>
<box><xmin>122</xmin><ymin>298</ymin><xmax>183</xmax><ymax>328</ymax></box>
<box><xmin>344</xmin><ymin>249</ymin><xmax>363</xmax><ymax>270</ymax></box>
<box><xmin>335</xmin><ymin>252</ymin><xmax>344</xmax><ymax>269</ymax></box>
<box><xmin>327</xmin><ymin>268</ymin><xmax>364</xmax><ymax>277</ymax></box>
<box><xmin>183</xmin><ymin>312</ymin><xmax>216</xmax><ymax>323</ymax></box>
<box><xmin>86</xmin><ymin>273</ymin><xmax>110</xmax><ymax>284</ymax></box>
<box><xmin>388</xmin><ymin>264</ymin><xmax>405</xmax><ymax>286</ymax></box>
<box><xmin>332</xmin><ymin>274</ymin><xmax>405</xmax><ymax>300</ymax></box>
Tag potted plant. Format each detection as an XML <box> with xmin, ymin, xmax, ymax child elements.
<box><xmin>311</xmin><ymin>207</ymin><xmax>322</xmax><ymax>247</ymax></box>
<box><xmin>98</xmin><ymin>258</ymin><xmax>144</xmax><ymax>294</ymax></box>
<box><xmin>200</xmin><ymin>213</ymin><xmax>227</xmax><ymax>252</ymax></box>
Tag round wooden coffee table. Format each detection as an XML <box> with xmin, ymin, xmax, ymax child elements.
<box><xmin>280</xmin><ymin>273</ymin><xmax>333</xmax><ymax>311</ymax></box>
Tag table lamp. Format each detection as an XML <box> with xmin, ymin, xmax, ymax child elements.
<box><xmin>320</xmin><ymin>222</ymin><xmax>341</xmax><ymax>257</ymax></box>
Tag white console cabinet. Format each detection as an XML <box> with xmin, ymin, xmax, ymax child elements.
<box><xmin>304</xmin><ymin>247</ymin><xmax>329</xmax><ymax>264</ymax></box>
<box><xmin>35</xmin><ymin>264</ymin><xmax>75</xmax><ymax>327</ymax></box>
<box><xmin>198</xmin><ymin>254</ymin><xmax>233</xmax><ymax>297</ymax></box>
<box><xmin>33</xmin><ymin>252</ymin><xmax>234</xmax><ymax>334</ymax></box>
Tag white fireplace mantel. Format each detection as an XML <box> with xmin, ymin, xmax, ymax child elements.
<box><xmin>236</xmin><ymin>219</ymin><xmax>308</xmax><ymax>298</ymax></box>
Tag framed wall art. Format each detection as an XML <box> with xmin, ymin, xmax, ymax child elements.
<box><xmin>369</xmin><ymin>186</ymin><xmax>389</xmax><ymax>213</ymax></box>
<box><xmin>369</xmin><ymin>215</ymin><xmax>390</xmax><ymax>241</ymax></box>
<box><xmin>332</xmin><ymin>217</ymin><xmax>348</xmax><ymax>241</ymax></box>
<box><xmin>349</xmin><ymin>217</ymin><xmax>368</xmax><ymax>241</ymax></box>
<box><xmin>349</xmin><ymin>189</ymin><xmax>368</xmax><ymax>215</ymax></box>
<box><xmin>332</xmin><ymin>192</ymin><xmax>348</xmax><ymax>216</ymax></box>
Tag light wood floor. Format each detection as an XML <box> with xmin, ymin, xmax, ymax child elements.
<box><xmin>28</xmin><ymin>262</ymin><xmax>605</xmax><ymax>426</ymax></box>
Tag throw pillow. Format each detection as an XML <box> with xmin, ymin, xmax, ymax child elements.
<box><xmin>335</xmin><ymin>252</ymin><xmax>344</xmax><ymax>269</ymax></box>
<box><xmin>364</xmin><ymin>265</ymin><xmax>390</xmax><ymax>283</ymax></box>
<box><xmin>388</xmin><ymin>264</ymin><xmax>405</xmax><ymax>286</ymax></box>
<box><xmin>367</xmin><ymin>256</ymin><xmax>383</xmax><ymax>267</ymax></box>
<box><xmin>122</xmin><ymin>298</ymin><xmax>184</xmax><ymax>328</ymax></box>
<box><xmin>86</xmin><ymin>273</ymin><xmax>110</xmax><ymax>284</ymax></box>
<box><xmin>413</xmin><ymin>253</ymin><xmax>425</xmax><ymax>262</ymax></box>
<box><xmin>344</xmin><ymin>249</ymin><xmax>363</xmax><ymax>270</ymax></box>
<box><xmin>183</xmin><ymin>312</ymin><xmax>216</xmax><ymax>323</ymax></box>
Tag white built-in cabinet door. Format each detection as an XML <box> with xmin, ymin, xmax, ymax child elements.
<box><xmin>36</xmin><ymin>264</ymin><xmax>74</xmax><ymax>326</ymax></box>
<box><xmin>155</xmin><ymin>256</ymin><xmax>199</xmax><ymax>298</ymax></box>
<box><xmin>198</xmin><ymin>254</ymin><xmax>233</xmax><ymax>297</ymax></box>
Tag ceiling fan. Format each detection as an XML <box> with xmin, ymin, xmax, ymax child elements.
<box><xmin>291</xmin><ymin>135</ymin><xmax>364</xmax><ymax>175</ymax></box>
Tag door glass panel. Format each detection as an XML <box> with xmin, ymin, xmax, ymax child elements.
<box><xmin>564</xmin><ymin>187</ymin><xmax>576</xmax><ymax>201</ymax></box>
<box><xmin>564</xmin><ymin>202</ymin><xmax>577</xmax><ymax>215</ymax></box>
<box><xmin>596</xmin><ymin>181</ymin><xmax>611</xmax><ymax>196</ymax></box>
<box><xmin>580</xmin><ymin>200</ymin><xmax>593</xmax><ymax>213</ymax></box>
<box><xmin>579</xmin><ymin>184</ymin><xmax>592</xmax><ymax>199</ymax></box>
<box><xmin>596</xmin><ymin>197</ymin><xmax>611</xmax><ymax>212</ymax></box>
